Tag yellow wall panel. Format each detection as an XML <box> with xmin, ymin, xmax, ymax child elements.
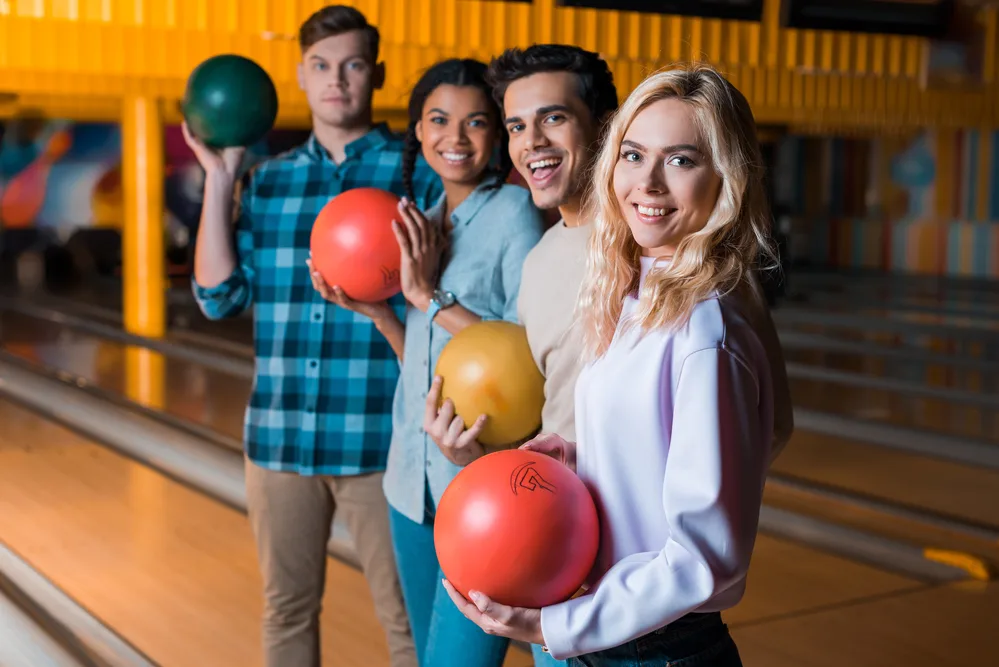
<box><xmin>2</xmin><ymin>0</ymin><xmax>999</xmax><ymax>131</ymax></box>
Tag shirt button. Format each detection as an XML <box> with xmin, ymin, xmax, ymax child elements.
<box><xmin>306</xmin><ymin>405</ymin><xmax>315</xmax><ymax>413</ymax></box>
<box><xmin>313</xmin><ymin>313</ymin><xmax>322</xmax><ymax>321</ymax></box>
<box><xmin>309</xmin><ymin>360</ymin><xmax>318</xmax><ymax>368</ymax></box>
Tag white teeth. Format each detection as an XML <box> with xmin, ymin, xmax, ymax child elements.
<box><xmin>442</xmin><ymin>152</ymin><xmax>471</xmax><ymax>162</ymax></box>
<box><xmin>529</xmin><ymin>158</ymin><xmax>561</xmax><ymax>170</ymax></box>
<box><xmin>637</xmin><ymin>205</ymin><xmax>669</xmax><ymax>217</ymax></box>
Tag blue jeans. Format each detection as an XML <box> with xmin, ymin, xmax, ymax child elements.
<box><xmin>389</xmin><ymin>502</ymin><xmax>567</xmax><ymax>667</ymax></box>
<box><xmin>568</xmin><ymin>612</ymin><xmax>741</xmax><ymax>667</ymax></box>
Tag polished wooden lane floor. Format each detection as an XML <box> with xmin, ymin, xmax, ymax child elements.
<box><xmin>2</xmin><ymin>399</ymin><xmax>995</xmax><ymax>666</ymax></box>
<box><xmin>6</xmin><ymin>310</ymin><xmax>998</xmax><ymax>532</ymax></box>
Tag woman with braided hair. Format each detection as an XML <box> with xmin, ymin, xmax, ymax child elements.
<box><xmin>328</xmin><ymin>57</ymin><xmax>546</xmax><ymax>666</ymax></box>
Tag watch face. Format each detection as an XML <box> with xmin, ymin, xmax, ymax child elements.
<box><xmin>434</xmin><ymin>289</ymin><xmax>456</xmax><ymax>307</ymax></box>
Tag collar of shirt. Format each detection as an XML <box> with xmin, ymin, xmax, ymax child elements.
<box><xmin>424</xmin><ymin>172</ymin><xmax>504</xmax><ymax>228</ymax></box>
<box><xmin>303</xmin><ymin>122</ymin><xmax>395</xmax><ymax>164</ymax></box>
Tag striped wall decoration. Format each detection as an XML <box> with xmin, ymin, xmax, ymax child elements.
<box><xmin>785</xmin><ymin>129</ymin><xmax>999</xmax><ymax>277</ymax></box>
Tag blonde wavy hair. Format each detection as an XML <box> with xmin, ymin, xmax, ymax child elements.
<box><xmin>578</xmin><ymin>63</ymin><xmax>775</xmax><ymax>359</ymax></box>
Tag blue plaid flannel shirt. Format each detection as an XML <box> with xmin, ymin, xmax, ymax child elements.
<box><xmin>192</xmin><ymin>124</ymin><xmax>444</xmax><ymax>477</ymax></box>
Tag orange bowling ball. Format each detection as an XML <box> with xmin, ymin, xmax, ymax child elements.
<box><xmin>310</xmin><ymin>187</ymin><xmax>402</xmax><ymax>303</ymax></box>
<box><xmin>434</xmin><ymin>320</ymin><xmax>544</xmax><ymax>448</ymax></box>
<box><xmin>434</xmin><ymin>448</ymin><xmax>599</xmax><ymax>608</ymax></box>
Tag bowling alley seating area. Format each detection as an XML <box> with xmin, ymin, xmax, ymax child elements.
<box><xmin>2</xmin><ymin>2</ymin><xmax>999</xmax><ymax>667</ymax></box>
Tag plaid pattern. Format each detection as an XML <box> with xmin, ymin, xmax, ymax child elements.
<box><xmin>193</xmin><ymin>125</ymin><xmax>444</xmax><ymax>476</ymax></box>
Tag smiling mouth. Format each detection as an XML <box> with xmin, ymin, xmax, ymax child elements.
<box><xmin>634</xmin><ymin>204</ymin><xmax>677</xmax><ymax>223</ymax></box>
<box><xmin>440</xmin><ymin>151</ymin><xmax>473</xmax><ymax>166</ymax></box>
<box><xmin>527</xmin><ymin>157</ymin><xmax>563</xmax><ymax>184</ymax></box>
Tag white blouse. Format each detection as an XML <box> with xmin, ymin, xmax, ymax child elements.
<box><xmin>540</xmin><ymin>257</ymin><xmax>793</xmax><ymax>659</ymax></box>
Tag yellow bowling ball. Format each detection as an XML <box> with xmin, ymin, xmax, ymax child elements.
<box><xmin>435</xmin><ymin>320</ymin><xmax>544</xmax><ymax>448</ymax></box>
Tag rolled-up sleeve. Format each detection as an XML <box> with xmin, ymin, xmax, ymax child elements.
<box><xmin>191</xmin><ymin>176</ymin><xmax>256</xmax><ymax>320</ymax></box>
<box><xmin>539</xmin><ymin>347</ymin><xmax>769</xmax><ymax>659</ymax></box>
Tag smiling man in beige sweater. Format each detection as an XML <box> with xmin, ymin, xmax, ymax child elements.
<box><xmin>424</xmin><ymin>45</ymin><xmax>618</xmax><ymax>452</ymax></box>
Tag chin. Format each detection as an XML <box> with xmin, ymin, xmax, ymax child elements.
<box><xmin>530</xmin><ymin>185</ymin><xmax>569</xmax><ymax>211</ymax></box>
<box><xmin>315</xmin><ymin>108</ymin><xmax>361</xmax><ymax>128</ymax></box>
<box><xmin>434</xmin><ymin>159</ymin><xmax>489</xmax><ymax>185</ymax></box>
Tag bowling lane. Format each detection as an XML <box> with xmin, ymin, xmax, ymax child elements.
<box><xmin>783</xmin><ymin>346</ymin><xmax>999</xmax><ymax>395</ymax></box>
<box><xmin>774</xmin><ymin>312</ymin><xmax>999</xmax><ymax>362</ymax></box>
<box><xmin>0</xmin><ymin>398</ymin><xmax>392</xmax><ymax>667</ymax></box>
<box><xmin>6</xmin><ymin>307</ymin><xmax>998</xmax><ymax>555</ymax></box>
<box><xmin>0</xmin><ymin>396</ymin><xmax>943</xmax><ymax>665</ymax></box>
<box><xmin>732</xmin><ymin>580</ymin><xmax>999</xmax><ymax>667</ymax></box>
<box><xmin>0</xmin><ymin>308</ymin><xmax>246</xmax><ymax>442</ymax></box>
<box><xmin>770</xmin><ymin>430</ymin><xmax>999</xmax><ymax>528</ymax></box>
<box><xmin>788</xmin><ymin>374</ymin><xmax>999</xmax><ymax>442</ymax></box>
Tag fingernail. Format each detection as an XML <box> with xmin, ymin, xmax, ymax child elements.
<box><xmin>469</xmin><ymin>591</ymin><xmax>482</xmax><ymax>602</ymax></box>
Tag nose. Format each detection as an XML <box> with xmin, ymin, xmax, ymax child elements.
<box><xmin>331</xmin><ymin>65</ymin><xmax>348</xmax><ymax>88</ymax></box>
<box><xmin>524</xmin><ymin>122</ymin><xmax>549</xmax><ymax>151</ymax></box>
<box><xmin>638</xmin><ymin>162</ymin><xmax>667</xmax><ymax>195</ymax></box>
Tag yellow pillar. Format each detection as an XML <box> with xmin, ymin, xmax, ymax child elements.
<box><xmin>122</xmin><ymin>95</ymin><xmax>165</xmax><ymax>338</ymax></box>
<box><xmin>125</xmin><ymin>345</ymin><xmax>166</xmax><ymax>410</ymax></box>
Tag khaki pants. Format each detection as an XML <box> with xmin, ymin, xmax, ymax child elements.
<box><xmin>245</xmin><ymin>459</ymin><xmax>416</xmax><ymax>667</ymax></box>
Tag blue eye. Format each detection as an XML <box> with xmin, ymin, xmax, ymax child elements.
<box><xmin>314</xmin><ymin>62</ymin><xmax>328</xmax><ymax>71</ymax></box>
<box><xmin>668</xmin><ymin>155</ymin><xmax>694</xmax><ymax>167</ymax></box>
<box><xmin>430</xmin><ymin>116</ymin><xmax>446</xmax><ymax>125</ymax></box>
<box><xmin>508</xmin><ymin>123</ymin><xmax>524</xmax><ymax>134</ymax></box>
<box><xmin>620</xmin><ymin>150</ymin><xmax>641</xmax><ymax>163</ymax></box>
<box><xmin>469</xmin><ymin>119</ymin><xmax>486</xmax><ymax>128</ymax></box>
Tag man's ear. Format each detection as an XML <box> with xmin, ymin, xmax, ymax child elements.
<box><xmin>297</xmin><ymin>61</ymin><xmax>305</xmax><ymax>92</ymax></box>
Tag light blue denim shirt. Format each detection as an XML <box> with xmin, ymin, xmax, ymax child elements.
<box><xmin>383</xmin><ymin>175</ymin><xmax>546</xmax><ymax>524</ymax></box>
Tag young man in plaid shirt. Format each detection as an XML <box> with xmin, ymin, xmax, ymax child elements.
<box><xmin>185</xmin><ymin>6</ymin><xmax>442</xmax><ymax>666</ymax></box>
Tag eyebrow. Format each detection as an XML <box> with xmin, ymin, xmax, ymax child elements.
<box><xmin>622</xmin><ymin>139</ymin><xmax>701</xmax><ymax>153</ymax></box>
<box><xmin>504</xmin><ymin>104</ymin><xmax>572</xmax><ymax>125</ymax></box>
<box><xmin>428</xmin><ymin>109</ymin><xmax>491</xmax><ymax>121</ymax></box>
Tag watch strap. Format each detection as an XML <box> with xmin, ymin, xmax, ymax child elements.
<box><xmin>426</xmin><ymin>298</ymin><xmax>442</xmax><ymax>322</ymax></box>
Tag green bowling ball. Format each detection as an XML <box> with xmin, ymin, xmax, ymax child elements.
<box><xmin>182</xmin><ymin>54</ymin><xmax>279</xmax><ymax>148</ymax></box>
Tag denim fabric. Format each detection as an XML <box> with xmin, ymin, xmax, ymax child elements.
<box><xmin>388</xmin><ymin>498</ymin><xmax>509</xmax><ymax>667</ymax></box>
<box><xmin>388</xmin><ymin>494</ymin><xmax>567</xmax><ymax>667</ymax></box>
<box><xmin>567</xmin><ymin>613</ymin><xmax>742</xmax><ymax>667</ymax></box>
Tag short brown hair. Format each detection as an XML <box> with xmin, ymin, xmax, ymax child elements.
<box><xmin>298</xmin><ymin>5</ymin><xmax>379</xmax><ymax>59</ymax></box>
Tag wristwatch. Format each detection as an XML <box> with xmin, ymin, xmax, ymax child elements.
<box><xmin>426</xmin><ymin>289</ymin><xmax>456</xmax><ymax>322</ymax></box>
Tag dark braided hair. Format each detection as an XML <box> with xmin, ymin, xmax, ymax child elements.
<box><xmin>402</xmin><ymin>58</ymin><xmax>512</xmax><ymax>202</ymax></box>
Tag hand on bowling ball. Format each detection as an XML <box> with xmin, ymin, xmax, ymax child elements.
<box><xmin>520</xmin><ymin>433</ymin><xmax>576</xmax><ymax>473</ymax></box>
<box><xmin>306</xmin><ymin>257</ymin><xmax>395</xmax><ymax>322</ymax></box>
<box><xmin>441</xmin><ymin>580</ymin><xmax>544</xmax><ymax>646</ymax></box>
<box><xmin>181</xmin><ymin>122</ymin><xmax>244</xmax><ymax>180</ymax></box>
<box><xmin>424</xmin><ymin>375</ymin><xmax>487</xmax><ymax>467</ymax></box>
<box><xmin>392</xmin><ymin>198</ymin><xmax>445</xmax><ymax>311</ymax></box>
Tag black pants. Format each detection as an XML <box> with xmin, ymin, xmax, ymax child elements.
<box><xmin>568</xmin><ymin>612</ymin><xmax>742</xmax><ymax>667</ymax></box>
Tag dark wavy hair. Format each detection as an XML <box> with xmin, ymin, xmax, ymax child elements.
<box><xmin>402</xmin><ymin>58</ymin><xmax>512</xmax><ymax>202</ymax></box>
<box><xmin>485</xmin><ymin>44</ymin><xmax>619</xmax><ymax>127</ymax></box>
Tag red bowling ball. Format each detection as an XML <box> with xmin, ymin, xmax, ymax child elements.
<box><xmin>434</xmin><ymin>448</ymin><xmax>600</xmax><ymax>609</ymax></box>
<box><xmin>310</xmin><ymin>187</ymin><xmax>402</xmax><ymax>303</ymax></box>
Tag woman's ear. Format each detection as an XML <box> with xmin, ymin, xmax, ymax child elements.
<box><xmin>415</xmin><ymin>120</ymin><xmax>423</xmax><ymax>143</ymax></box>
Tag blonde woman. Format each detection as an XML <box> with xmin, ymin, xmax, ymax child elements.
<box><xmin>442</xmin><ymin>64</ymin><xmax>794</xmax><ymax>666</ymax></box>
